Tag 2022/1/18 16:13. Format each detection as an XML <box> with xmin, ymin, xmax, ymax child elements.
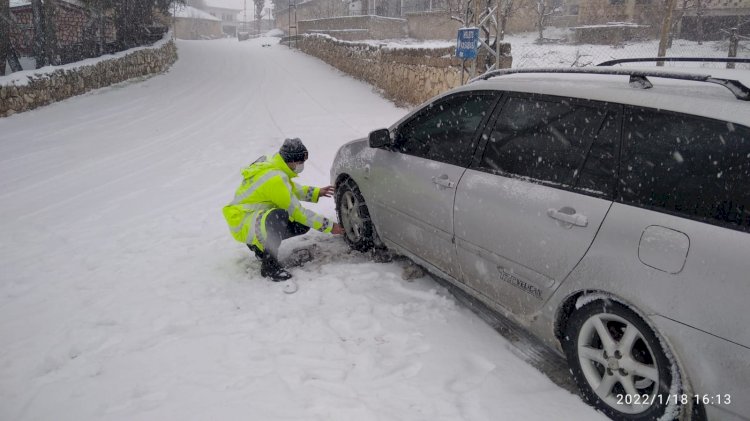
<box><xmin>616</xmin><ymin>394</ymin><xmax>732</xmax><ymax>406</ymax></box>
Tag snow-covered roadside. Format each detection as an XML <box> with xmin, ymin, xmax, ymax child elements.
<box><xmin>348</xmin><ymin>28</ymin><xmax>748</xmax><ymax>68</ymax></box>
<box><xmin>0</xmin><ymin>37</ymin><xmax>606</xmax><ymax>420</ymax></box>
<box><xmin>0</xmin><ymin>31</ymin><xmax>174</xmax><ymax>87</ymax></box>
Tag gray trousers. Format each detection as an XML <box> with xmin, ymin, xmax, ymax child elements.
<box><xmin>253</xmin><ymin>209</ymin><xmax>310</xmax><ymax>259</ymax></box>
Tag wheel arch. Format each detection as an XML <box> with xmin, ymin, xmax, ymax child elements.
<box><xmin>334</xmin><ymin>173</ymin><xmax>352</xmax><ymax>188</ymax></box>
<box><xmin>554</xmin><ymin>289</ymin><xmax>700</xmax><ymax>420</ymax></box>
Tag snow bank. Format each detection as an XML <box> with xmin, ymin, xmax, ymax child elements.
<box><xmin>0</xmin><ymin>38</ymin><xmax>606</xmax><ymax>421</ymax></box>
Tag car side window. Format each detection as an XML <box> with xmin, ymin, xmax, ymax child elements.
<box><xmin>396</xmin><ymin>93</ymin><xmax>497</xmax><ymax>167</ymax></box>
<box><xmin>574</xmin><ymin>111</ymin><xmax>620</xmax><ymax>198</ymax></box>
<box><xmin>478</xmin><ymin>95</ymin><xmax>610</xmax><ymax>188</ymax></box>
<box><xmin>620</xmin><ymin>107</ymin><xmax>750</xmax><ymax>231</ymax></box>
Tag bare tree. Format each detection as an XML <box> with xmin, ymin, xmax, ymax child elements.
<box><xmin>43</xmin><ymin>0</ymin><xmax>60</xmax><ymax>65</ymax></box>
<box><xmin>497</xmin><ymin>0</ymin><xmax>526</xmax><ymax>40</ymax></box>
<box><xmin>31</xmin><ymin>0</ymin><xmax>49</xmax><ymax>67</ymax></box>
<box><xmin>254</xmin><ymin>0</ymin><xmax>264</xmax><ymax>33</ymax></box>
<box><xmin>1</xmin><ymin>0</ymin><xmax>8</xmax><ymax>75</ymax></box>
<box><xmin>534</xmin><ymin>0</ymin><xmax>553</xmax><ymax>41</ymax></box>
<box><xmin>114</xmin><ymin>0</ymin><xmax>182</xmax><ymax>48</ymax></box>
<box><xmin>695</xmin><ymin>0</ymin><xmax>703</xmax><ymax>44</ymax></box>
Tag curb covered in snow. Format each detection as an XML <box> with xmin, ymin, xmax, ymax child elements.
<box><xmin>0</xmin><ymin>32</ymin><xmax>178</xmax><ymax>118</ymax></box>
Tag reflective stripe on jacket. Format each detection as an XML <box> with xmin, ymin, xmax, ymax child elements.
<box><xmin>222</xmin><ymin>153</ymin><xmax>332</xmax><ymax>249</ymax></box>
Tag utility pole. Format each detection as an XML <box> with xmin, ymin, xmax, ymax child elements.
<box><xmin>465</xmin><ymin>0</ymin><xmax>504</xmax><ymax>79</ymax></box>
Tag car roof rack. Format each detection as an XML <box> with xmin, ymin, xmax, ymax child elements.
<box><xmin>597</xmin><ymin>57</ymin><xmax>750</xmax><ymax>66</ymax></box>
<box><xmin>470</xmin><ymin>64</ymin><xmax>750</xmax><ymax>101</ymax></box>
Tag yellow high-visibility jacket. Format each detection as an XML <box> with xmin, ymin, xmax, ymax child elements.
<box><xmin>222</xmin><ymin>153</ymin><xmax>333</xmax><ymax>250</ymax></box>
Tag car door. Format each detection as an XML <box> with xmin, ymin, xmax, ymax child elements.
<box><xmin>610</xmin><ymin>106</ymin><xmax>750</xmax><ymax>344</ymax></box>
<box><xmin>368</xmin><ymin>91</ymin><xmax>500</xmax><ymax>278</ymax></box>
<box><xmin>454</xmin><ymin>94</ymin><xmax>620</xmax><ymax>315</ymax></box>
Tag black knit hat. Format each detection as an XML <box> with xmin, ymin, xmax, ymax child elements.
<box><xmin>279</xmin><ymin>138</ymin><xmax>308</xmax><ymax>163</ymax></box>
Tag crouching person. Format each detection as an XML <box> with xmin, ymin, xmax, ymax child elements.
<box><xmin>223</xmin><ymin>138</ymin><xmax>343</xmax><ymax>281</ymax></box>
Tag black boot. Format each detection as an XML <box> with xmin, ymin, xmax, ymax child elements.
<box><xmin>260</xmin><ymin>253</ymin><xmax>293</xmax><ymax>282</ymax></box>
<box><xmin>247</xmin><ymin>244</ymin><xmax>264</xmax><ymax>260</ymax></box>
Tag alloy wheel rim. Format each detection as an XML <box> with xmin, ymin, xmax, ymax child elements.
<box><xmin>577</xmin><ymin>313</ymin><xmax>661</xmax><ymax>414</ymax></box>
<box><xmin>341</xmin><ymin>191</ymin><xmax>362</xmax><ymax>241</ymax></box>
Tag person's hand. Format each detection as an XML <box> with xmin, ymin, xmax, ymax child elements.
<box><xmin>331</xmin><ymin>223</ymin><xmax>344</xmax><ymax>235</ymax></box>
<box><xmin>320</xmin><ymin>185</ymin><xmax>335</xmax><ymax>198</ymax></box>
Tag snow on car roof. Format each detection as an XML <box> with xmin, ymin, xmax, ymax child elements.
<box><xmin>464</xmin><ymin>68</ymin><xmax>750</xmax><ymax>126</ymax></box>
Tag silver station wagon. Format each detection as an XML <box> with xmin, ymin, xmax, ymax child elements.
<box><xmin>330</xmin><ymin>62</ymin><xmax>750</xmax><ymax>421</ymax></box>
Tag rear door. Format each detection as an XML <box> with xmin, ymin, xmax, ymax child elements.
<box><xmin>454</xmin><ymin>94</ymin><xmax>620</xmax><ymax>315</ymax></box>
<box><xmin>611</xmin><ymin>107</ymin><xmax>750</xmax><ymax>344</ymax></box>
<box><xmin>369</xmin><ymin>91</ymin><xmax>499</xmax><ymax>278</ymax></box>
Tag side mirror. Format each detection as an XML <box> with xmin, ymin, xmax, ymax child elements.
<box><xmin>368</xmin><ymin>128</ymin><xmax>392</xmax><ymax>149</ymax></box>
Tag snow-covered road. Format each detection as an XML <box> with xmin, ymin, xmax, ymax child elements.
<box><xmin>0</xmin><ymin>37</ymin><xmax>606</xmax><ymax>421</ymax></box>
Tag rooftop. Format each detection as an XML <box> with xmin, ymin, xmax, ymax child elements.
<box><xmin>172</xmin><ymin>5</ymin><xmax>222</xmax><ymax>21</ymax></box>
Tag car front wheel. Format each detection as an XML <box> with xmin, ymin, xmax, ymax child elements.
<box><xmin>335</xmin><ymin>178</ymin><xmax>374</xmax><ymax>252</ymax></box>
<box><xmin>563</xmin><ymin>300</ymin><xmax>681</xmax><ymax>420</ymax></box>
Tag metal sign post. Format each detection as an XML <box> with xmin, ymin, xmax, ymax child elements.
<box><xmin>456</xmin><ymin>27</ymin><xmax>479</xmax><ymax>84</ymax></box>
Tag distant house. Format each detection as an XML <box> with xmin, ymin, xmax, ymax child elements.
<box><xmin>172</xmin><ymin>5</ymin><xmax>224</xmax><ymax>39</ymax></box>
<box><xmin>575</xmin><ymin>0</ymin><xmax>750</xmax><ymax>39</ymax></box>
<box><xmin>203</xmin><ymin>1</ymin><xmax>243</xmax><ymax>36</ymax></box>
<box><xmin>237</xmin><ymin>9</ymin><xmax>276</xmax><ymax>34</ymax></box>
<box><xmin>9</xmin><ymin>0</ymin><xmax>115</xmax><ymax>61</ymax></box>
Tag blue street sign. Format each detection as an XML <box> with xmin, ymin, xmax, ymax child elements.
<box><xmin>456</xmin><ymin>28</ymin><xmax>479</xmax><ymax>59</ymax></box>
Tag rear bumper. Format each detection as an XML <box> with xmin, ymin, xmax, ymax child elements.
<box><xmin>652</xmin><ymin>316</ymin><xmax>750</xmax><ymax>421</ymax></box>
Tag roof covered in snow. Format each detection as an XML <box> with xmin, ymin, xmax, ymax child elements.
<box><xmin>172</xmin><ymin>5</ymin><xmax>222</xmax><ymax>21</ymax></box>
<box><xmin>10</xmin><ymin>0</ymin><xmax>83</xmax><ymax>7</ymax></box>
<box><xmin>203</xmin><ymin>0</ymin><xmax>243</xmax><ymax>11</ymax></box>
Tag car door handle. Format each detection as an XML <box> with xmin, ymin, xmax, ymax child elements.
<box><xmin>432</xmin><ymin>175</ymin><xmax>456</xmax><ymax>189</ymax></box>
<box><xmin>547</xmin><ymin>207</ymin><xmax>588</xmax><ymax>227</ymax></box>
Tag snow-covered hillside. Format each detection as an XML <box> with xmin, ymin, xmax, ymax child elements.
<box><xmin>0</xmin><ymin>38</ymin><xmax>606</xmax><ymax>420</ymax></box>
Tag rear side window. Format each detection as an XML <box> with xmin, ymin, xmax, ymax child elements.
<box><xmin>620</xmin><ymin>108</ymin><xmax>750</xmax><ymax>231</ymax></box>
<box><xmin>397</xmin><ymin>93</ymin><xmax>497</xmax><ymax>167</ymax></box>
<box><xmin>478</xmin><ymin>95</ymin><xmax>613</xmax><ymax>192</ymax></box>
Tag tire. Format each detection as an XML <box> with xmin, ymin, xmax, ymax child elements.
<box><xmin>335</xmin><ymin>178</ymin><xmax>374</xmax><ymax>252</ymax></box>
<box><xmin>562</xmin><ymin>300</ymin><xmax>681</xmax><ymax>421</ymax></box>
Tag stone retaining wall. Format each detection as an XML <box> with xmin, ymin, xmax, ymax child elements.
<box><xmin>298</xmin><ymin>16</ymin><xmax>408</xmax><ymax>40</ymax></box>
<box><xmin>0</xmin><ymin>35</ymin><xmax>178</xmax><ymax>118</ymax></box>
<box><xmin>296</xmin><ymin>34</ymin><xmax>511</xmax><ymax>106</ymax></box>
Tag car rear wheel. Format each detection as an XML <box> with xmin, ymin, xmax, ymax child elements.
<box><xmin>335</xmin><ymin>178</ymin><xmax>374</xmax><ymax>252</ymax></box>
<box><xmin>563</xmin><ymin>300</ymin><xmax>680</xmax><ymax>420</ymax></box>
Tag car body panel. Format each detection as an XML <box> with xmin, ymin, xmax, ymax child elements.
<box><xmin>368</xmin><ymin>148</ymin><xmax>464</xmax><ymax>278</ymax></box>
<box><xmin>651</xmin><ymin>316</ymin><xmax>750</xmax><ymax>421</ymax></box>
<box><xmin>454</xmin><ymin>170</ymin><xmax>612</xmax><ymax>316</ymax></box>
<box><xmin>331</xmin><ymin>68</ymin><xmax>750</xmax><ymax>420</ymax></box>
<box><xmin>551</xmin><ymin>202</ymin><xmax>750</xmax><ymax>348</ymax></box>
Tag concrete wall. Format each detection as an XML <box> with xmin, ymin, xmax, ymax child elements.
<box><xmin>405</xmin><ymin>9</ymin><xmax>538</xmax><ymax>40</ymax></box>
<box><xmin>296</xmin><ymin>34</ymin><xmax>511</xmax><ymax>106</ymax></box>
<box><xmin>298</xmin><ymin>16</ymin><xmax>408</xmax><ymax>40</ymax></box>
<box><xmin>275</xmin><ymin>0</ymin><xmax>349</xmax><ymax>30</ymax></box>
<box><xmin>1</xmin><ymin>35</ymin><xmax>178</xmax><ymax>118</ymax></box>
<box><xmin>174</xmin><ymin>18</ymin><xmax>223</xmax><ymax>40</ymax></box>
<box><xmin>406</xmin><ymin>11</ymin><xmax>460</xmax><ymax>40</ymax></box>
<box><xmin>572</xmin><ymin>24</ymin><xmax>651</xmax><ymax>44</ymax></box>
<box><xmin>576</xmin><ymin>0</ymin><xmax>662</xmax><ymax>33</ymax></box>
